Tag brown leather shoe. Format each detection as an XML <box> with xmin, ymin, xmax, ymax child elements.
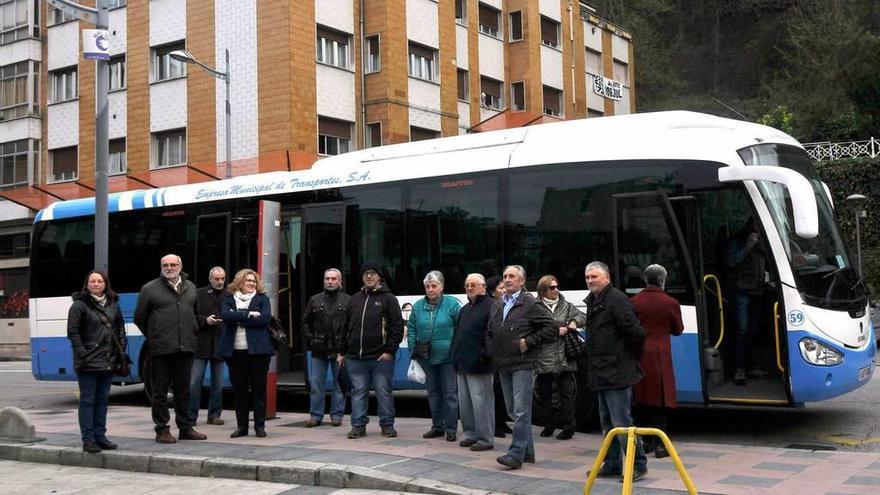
<box><xmin>155</xmin><ymin>430</ymin><xmax>177</xmax><ymax>444</ymax></box>
<box><xmin>331</xmin><ymin>418</ymin><xmax>343</xmax><ymax>427</ymax></box>
<box><xmin>179</xmin><ymin>428</ymin><xmax>207</xmax><ymax>441</ymax></box>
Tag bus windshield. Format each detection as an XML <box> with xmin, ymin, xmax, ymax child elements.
<box><xmin>738</xmin><ymin>144</ymin><xmax>867</xmax><ymax>311</ymax></box>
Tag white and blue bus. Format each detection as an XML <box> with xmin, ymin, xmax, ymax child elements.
<box><xmin>30</xmin><ymin>111</ymin><xmax>874</xmax><ymax>418</ymax></box>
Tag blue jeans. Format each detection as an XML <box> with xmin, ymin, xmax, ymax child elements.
<box><xmin>347</xmin><ymin>358</ymin><xmax>395</xmax><ymax>427</ymax></box>
<box><xmin>189</xmin><ymin>358</ymin><xmax>225</xmax><ymax>421</ymax></box>
<box><xmin>77</xmin><ymin>371</ymin><xmax>113</xmax><ymax>444</ymax></box>
<box><xmin>457</xmin><ymin>372</ymin><xmax>494</xmax><ymax>447</ymax></box>
<box><xmin>309</xmin><ymin>355</ymin><xmax>346</xmax><ymax>422</ymax></box>
<box><xmin>424</xmin><ymin>362</ymin><xmax>458</xmax><ymax>433</ymax></box>
<box><xmin>597</xmin><ymin>387</ymin><xmax>647</xmax><ymax>472</ymax></box>
<box><xmin>733</xmin><ymin>292</ymin><xmax>762</xmax><ymax>370</ymax></box>
<box><xmin>499</xmin><ymin>368</ymin><xmax>535</xmax><ymax>462</ymax></box>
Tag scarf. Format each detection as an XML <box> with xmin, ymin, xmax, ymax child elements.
<box><xmin>542</xmin><ymin>296</ymin><xmax>559</xmax><ymax>314</ymax></box>
<box><xmin>233</xmin><ymin>290</ymin><xmax>257</xmax><ymax>350</ymax></box>
<box><xmin>91</xmin><ymin>293</ymin><xmax>107</xmax><ymax>307</ymax></box>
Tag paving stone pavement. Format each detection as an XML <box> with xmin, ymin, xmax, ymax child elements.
<box><xmin>8</xmin><ymin>406</ymin><xmax>880</xmax><ymax>494</ymax></box>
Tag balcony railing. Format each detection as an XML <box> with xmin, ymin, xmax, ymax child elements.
<box><xmin>803</xmin><ymin>138</ymin><xmax>880</xmax><ymax>162</ymax></box>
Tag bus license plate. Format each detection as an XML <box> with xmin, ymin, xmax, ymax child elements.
<box><xmin>858</xmin><ymin>365</ymin><xmax>871</xmax><ymax>381</ymax></box>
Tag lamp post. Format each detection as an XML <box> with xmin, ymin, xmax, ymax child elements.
<box><xmin>846</xmin><ymin>193</ymin><xmax>867</xmax><ymax>276</ymax></box>
<box><xmin>169</xmin><ymin>49</ymin><xmax>231</xmax><ymax>179</ymax></box>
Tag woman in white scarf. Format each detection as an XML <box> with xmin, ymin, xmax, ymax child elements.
<box><xmin>220</xmin><ymin>269</ymin><xmax>274</xmax><ymax>438</ymax></box>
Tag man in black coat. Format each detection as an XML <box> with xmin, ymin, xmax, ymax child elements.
<box><xmin>583</xmin><ymin>261</ymin><xmax>648</xmax><ymax>482</ymax></box>
<box><xmin>336</xmin><ymin>261</ymin><xmax>404</xmax><ymax>439</ymax></box>
<box><xmin>302</xmin><ymin>268</ymin><xmax>350</xmax><ymax>427</ymax></box>
<box><xmin>190</xmin><ymin>267</ymin><xmax>227</xmax><ymax>426</ymax></box>
<box><xmin>134</xmin><ymin>254</ymin><xmax>207</xmax><ymax>444</ymax></box>
<box><xmin>488</xmin><ymin>265</ymin><xmax>557</xmax><ymax>470</ymax></box>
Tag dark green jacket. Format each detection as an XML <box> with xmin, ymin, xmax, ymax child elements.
<box><xmin>134</xmin><ymin>273</ymin><xmax>199</xmax><ymax>356</ymax></box>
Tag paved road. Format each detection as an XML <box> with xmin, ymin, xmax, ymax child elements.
<box><xmin>0</xmin><ymin>460</ymin><xmax>408</xmax><ymax>495</ymax></box>
<box><xmin>4</xmin><ymin>359</ymin><xmax>880</xmax><ymax>453</ymax></box>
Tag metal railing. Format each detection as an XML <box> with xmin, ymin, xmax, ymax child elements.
<box><xmin>803</xmin><ymin>138</ymin><xmax>879</xmax><ymax>162</ymax></box>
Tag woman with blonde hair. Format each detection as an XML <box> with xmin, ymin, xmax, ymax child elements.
<box><xmin>220</xmin><ymin>269</ymin><xmax>274</xmax><ymax>438</ymax></box>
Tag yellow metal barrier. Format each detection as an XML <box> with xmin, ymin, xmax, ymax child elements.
<box><xmin>583</xmin><ymin>427</ymin><xmax>697</xmax><ymax>495</ymax></box>
<box><xmin>703</xmin><ymin>274</ymin><xmax>724</xmax><ymax>349</ymax></box>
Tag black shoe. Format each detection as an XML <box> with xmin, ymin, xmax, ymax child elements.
<box><xmin>459</xmin><ymin>438</ymin><xmax>477</xmax><ymax>447</ymax></box>
<box><xmin>380</xmin><ymin>425</ymin><xmax>398</xmax><ymax>438</ymax></box>
<box><xmin>524</xmin><ymin>453</ymin><xmax>535</xmax><ymax>464</ymax></box>
<box><xmin>734</xmin><ymin>368</ymin><xmax>747</xmax><ymax>385</ymax></box>
<box><xmin>655</xmin><ymin>444</ymin><xmax>670</xmax><ymax>458</ymax></box>
<box><xmin>347</xmin><ymin>426</ymin><xmax>366</xmax><ymax>439</ymax></box>
<box><xmin>422</xmin><ymin>428</ymin><xmax>444</xmax><ymax>439</ymax></box>
<box><xmin>446</xmin><ymin>431</ymin><xmax>457</xmax><ymax>442</ymax></box>
<box><xmin>588</xmin><ymin>466</ymin><xmax>621</xmax><ymax>478</ymax></box>
<box><xmin>230</xmin><ymin>429</ymin><xmax>248</xmax><ymax>438</ymax></box>
<box><xmin>643</xmin><ymin>437</ymin><xmax>655</xmax><ymax>453</ymax></box>
<box><xmin>555</xmin><ymin>429</ymin><xmax>574</xmax><ymax>440</ymax></box>
<box><xmin>470</xmin><ymin>443</ymin><xmax>494</xmax><ymax>452</ymax></box>
<box><xmin>496</xmin><ymin>454</ymin><xmax>522</xmax><ymax>469</ymax></box>
<box><xmin>620</xmin><ymin>468</ymin><xmax>648</xmax><ymax>483</ymax></box>
<box><xmin>499</xmin><ymin>423</ymin><xmax>513</xmax><ymax>434</ymax></box>
<box><xmin>255</xmin><ymin>427</ymin><xmax>267</xmax><ymax>438</ymax></box>
<box><xmin>494</xmin><ymin>430</ymin><xmax>507</xmax><ymax>438</ymax></box>
<box><xmin>95</xmin><ymin>437</ymin><xmax>117</xmax><ymax>450</ymax></box>
<box><xmin>540</xmin><ymin>426</ymin><xmax>555</xmax><ymax>438</ymax></box>
<box><xmin>82</xmin><ymin>442</ymin><xmax>101</xmax><ymax>454</ymax></box>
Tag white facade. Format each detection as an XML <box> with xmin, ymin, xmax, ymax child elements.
<box><xmin>108</xmin><ymin>8</ymin><xmax>127</xmax><ymax>56</ymax></box>
<box><xmin>458</xmin><ymin>101</ymin><xmax>470</xmax><ymax>133</ymax></box>
<box><xmin>47</xmin><ymin>21</ymin><xmax>79</xmax><ymax>70</ymax></box>
<box><xmin>150</xmin><ymin>79</ymin><xmax>187</xmax><ymax>132</ymax></box>
<box><xmin>108</xmin><ymin>92</ymin><xmax>127</xmax><ymax>139</ymax></box>
<box><xmin>539</xmin><ymin>0</ymin><xmax>562</xmax><ymax>20</ymax></box>
<box><xmin>408</xmin><ymin>78</ymin><xmax>442</xmax><ymax>131</ymax></box>
<box><xmin>316</xmin><ymin>64</ymin><xmax>356</xmax><ymax>123</ymax></box>
<box><xmin>478</xmin><ymin>34</ymin><xmax>504</xmax><ymax>81</ymax></box>
<box><xmin>149</xmin><ymin>0</ymin><xmax>187</xmax><ymax>48</ymax></box>
<box><xmin>47</xmin><ymin>102</ymin><xmax>79</xmax><ymax>149</ymax></box>
<box><xmin>540</xmin><ymin>45</ymin><xmax>563</xmax><ymax>90</ymax></box>
<box><xmin>612</xmin><ymin>34</ymin><xmax>629</xmax><ymax>63</ymax></box>
<box><xmin>216</xmin><ymin>0</ymin><xmax>259</xmax><ymax>161</ymax></box>
<box><xmin>455</xmin><ymin>24</ymin><xmax>468</xmax><ymax>68</ymax></box>
<box><xmin>407</xmin><ymin>0</ymin><xmax>439</xmax><ymax>49</ymax></box>
<box><xmin>583</xmin><ymin>22</ymin><xmax>602</xmax><ymax>51</ymax></box>
<box><xmin>0</xmin><ymin>38</ymin><xmax>40</xmax><ymax>67</ymax></box>
<box><xmin>0</xmin><ymin>118</ymin><xmax>40</xmax><ymax>143</ymax></box>
<box><xmin>316</xmin><ymin>0</ymin><xmax>354</xmax><ymax>34</ymax></box>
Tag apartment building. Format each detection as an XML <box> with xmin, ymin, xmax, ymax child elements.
<box><xmin>0</xmin><ymin>0</ymin><xmax>633</xmax><ymax>339</ymax></box>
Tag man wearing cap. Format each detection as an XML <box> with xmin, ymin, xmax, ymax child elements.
<box><xmin>336</xmin><ymin>262</ymin><xmax>404</xmax><ymax>439</ymax></box>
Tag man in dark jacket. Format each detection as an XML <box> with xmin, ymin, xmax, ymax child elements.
<box><xmin>303</xmin><ymin>268</ymin><xmax>350</xmax><ymax>427</ymax></box>
<box><xmin>189</xmin><ymin>267</ymin><xmax>227</xmax><ymax>426</ymax></box>
<box><xmin>583</xmin><ymin>261</ymin><xmax>647</xmax><ymax>482</ymax></box>
<box><xmin>336</xmin><ymin>261</ymin><xmax>404</xmax><ymax>439</ymax></box>
<box><xmin>134</xmin><ymin>254</ymin><xmax>207</xmax><ymax>444</ymax></box>
<box><xmin>488</xmin><ymin>265</ymin><xmax>557</xmax><ymax>470</ymax></box>
<box><xmin>450</xmin><ymin>273</ymin><xmax>495</xmax><ymax>451</ymax></box>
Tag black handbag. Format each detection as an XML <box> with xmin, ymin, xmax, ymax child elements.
<box><xmin>268</xmin><ymin>316</ymin><xmax>288</xmax><ymax>350</ymax></box>
<box><xmin>412</xmin><ymin>303</ymin><xmax>436</xmax><ymax>361</ymax></box>
<box><xmin>99</xmin><ymin>312</ymin><xmax>131</xmax><ymax>377</ymax></box>
<box><xmin>563</xmin><ymin>330</ymin><xmax>588</xmax><ymax>360</ymax></box>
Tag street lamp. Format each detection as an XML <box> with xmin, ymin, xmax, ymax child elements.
<box><xmin>845</xmin><ymin>193</ymin><xmax>867</xmax><ymax>276</ymax></box>
<box><xmin>169</xmin><ymin>49</ymin><xmax>231</xmax><ymax>179</ymax></box>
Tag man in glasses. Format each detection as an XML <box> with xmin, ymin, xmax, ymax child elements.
<box><xmin>135</xmin><ymin>254</ymin><xmax>207</xmax><ymax>444</ymax></box>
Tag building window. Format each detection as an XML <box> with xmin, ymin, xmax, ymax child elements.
<box><xmin>543</xmin><ymin>86</ymin><xmax>562</xmax><ymax>116</ymax></box>
<box><xmin>408</xmin><ymin>42</ymin><xmax>437</xmax><ymax>82</ymax></box>
<box><xmin>511</xmin><ymin>81</ymin><xmax>525</xmax><ymax>111</ymax></box>
<box><xmin>1</xmin><ymin>60</ymin><xmax>38</xmax><ymax>119</ymax></box>
<box><xmin>109</xmin><ymin>138</ymin><xmax>126</xmax><ymax>175</ymax></box>
<box><xmin>364</xmin><ymin>35</ymin><xmax>380</xmax><ymax>73</ymax></box>
<box><xmin>0</xmin><ymin>139</ymin><xmax>28</xmax><ymax>188</ymax></box>
<box><xmin>457</xmin><ymin>69</ymin><xmax>469</xmax><ymax>101</ymax></box>
<box><xmin>541</xmin><ymin>16</ymin><xmax>560</xmax><ymax>48</ymax></box>
<box><xmin>50</xmin><ymin>146</ymin><xmax>77</xmax><ymax>182</ymax></box>
<box><xmin>509</xmin><ymin>11</ymin><xmax>522</xmax><ymax>41</ymax></box>
<box><xmin>1</xmin><ymin>0</ymin><xmax>35</xmax><ymax>45</ymax></box>
<box><xmin>478</xmin><ymin>3</ymin><xmax>499</xmax><ymax>38</ymax></box>
<box><xmin>48</xmin><ymin>6</ymin><xmax>75</xmax><ymax>26</ymax></box>
<box><xmin>318</xmin><ymin>117</ymin><xmax>352</xmax><ymax>156</ymax></box>
<box><xmin>410</xmin><ymin>126</ymin><xmax>439</xmax><ymax>142</ymax></box>
<box><xmin>152</xmin><ymin>42</ymin><xmax>186</xmax><ymax>82</ymax></box>
<box><xmin>480</xmin><ymin>76</ymin><xmax>502</xmax><ymax>110</ymax></box>
<box><xmin>316</xmin><ymin>26</ymin><xmax>350</xmax><ymax>69</ymax></box>
<box><xmin>49</xmin><ymin>66</ymin><xmax>77</xmax><ymax>103</ymax></box>
<box><xmin>106</xmin><ymin>0</ymin><xmax>126</xmax><ymax>8</ymax></box>
<box><xmin>151</xmin><ymin>128</ymin><xmax>186</xmax><ymax>168</ymax></box>
<box><xmin>108</xmin><ymin>56</ymin><xmax>125</xmax><ymax>91</ymax></box>
<box><xmin>588</xmin><ymin>108</ymin><xmax>604</xmax><ymax>119</ymax></box>
<box><xmin>455</xmin><ymin>0</ymin><xmax>466</xmax><ymax>24</ymax></box>
<box><xmin>613</xmin><ymin>59</ymin><xmax>628</xmax><ymax>85</ymax></box>
<box><xmin>366</xmin><ymin>122</ymin><xmax>381</xmax><ymax>148</ymax></box>
<box><xmin>585</xmin><ymin>48</ymin><xmax>602</xmax><ymax>76</ymax></box>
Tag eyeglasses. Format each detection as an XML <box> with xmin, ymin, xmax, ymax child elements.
<box><xmin>548</xmin><ymin>285</ymin><xmax>559</xmax><ymax>290</ymax></box>
<box><xmin>161</xmin><ymin>263</ymin><xmax>180</xmax><ymax>268</ymax></box>
<box><xmin>464</xmin><ymin>283</ymin><xmax>485</xmax><ymax>289</ymax></box>
<box><xmin>244</xmin><ymin>279</ymin><xmax>257</xmax><ymax>283</ymax></box>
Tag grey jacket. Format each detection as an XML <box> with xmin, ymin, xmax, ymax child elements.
<box><xmin>535</xmin><ymin>293</ymin><xmax>586</xmax><ymax>374</ymax></box>
<box><xmin>134</xmin><ymin>273</ymin><xmax>199</xmax><ymax>357</ymax></box>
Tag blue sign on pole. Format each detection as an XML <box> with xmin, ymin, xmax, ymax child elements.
<box><xmin>83</xmin><ymin>29</ymin><xmax>110</xmax><ymax>61</ymax></box>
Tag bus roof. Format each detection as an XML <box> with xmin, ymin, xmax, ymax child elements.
<box><xmin>36</xmin><ymin>111</ymin><xmax>800</xmax><ymax>222</ymax></box>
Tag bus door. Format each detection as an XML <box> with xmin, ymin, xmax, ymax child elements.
<box><xmin>299</xmin><ymin>203</ymin><xmax>347</xmax><ymax>390</ymax></box>
<box><xmin>612</xmin><ymin>192</ymin><xmax>704</xmax><ymax>404</ymax></box>
<box><xmin>194</xmin><ymin>213</ymin><xmax>231</xmax><ymax>287</ymax></box>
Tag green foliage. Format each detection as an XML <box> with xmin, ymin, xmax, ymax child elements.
<box><xmin>758</xmin><ymin>106</ymin><xmax>795</xmax><ymax>136</ymax></box>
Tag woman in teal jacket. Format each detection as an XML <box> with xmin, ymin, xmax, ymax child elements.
<box><xmin>408</xmin><ymin>270</ymin><xmax>461</xmax><ymax>441</ymax></box>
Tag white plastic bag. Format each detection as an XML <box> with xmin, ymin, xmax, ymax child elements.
<box><xmin>407</xmin><ymin>358</ymin><xmax>426</xmax><ymax>384</ymax></box>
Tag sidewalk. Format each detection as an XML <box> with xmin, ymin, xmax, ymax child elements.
<box><xmin>3</xmin><ymin>405</ymin><xmax>880</xmax><ymax>494</ymax></box>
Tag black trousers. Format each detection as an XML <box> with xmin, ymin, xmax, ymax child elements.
<box><xmin>535</xmin><ymin>371</ymin><xmax>577</xmax><ymax>431</ymax></box>
<box><xmin>229</xmin><ymin>350</ymin><xmax>270</xmax><ymax>431</ymax></box>
<box><xmin>634</xmin><ymin>404</ymin><xmax>669</xmax><ymax>450</ymax></box>
<box><xmin>150</xmin><ymin>352</ymin><xmax>195</xmax><ymax>433</ymax></box>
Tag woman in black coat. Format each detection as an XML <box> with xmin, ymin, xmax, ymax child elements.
<box><xmin>220</xmin><ymin>269</ymin><xmax>274</xmax><ymax>438</ymax></box>
<box><xmin>67</xmin><ymin>270</ymin><xmax>126</xmax><ymax>453</ymax></box>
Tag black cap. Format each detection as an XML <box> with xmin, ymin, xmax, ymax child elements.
<box><xmin>360</xmin><ymin>261</ymin><xmax>382</xmax><ymax>278</ymax></box>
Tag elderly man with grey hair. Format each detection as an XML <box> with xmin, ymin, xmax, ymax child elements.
<box><xmin>191</xmin><ymin>266</ymin><xmax>228</xmax><ymax>426</ymax></box>
<box><xmin>407</xmin><ymin>270</ymin><xmax>461</xmax><ymax>441</ymax></box>
<box><xmin>488</xmin><ymin>265</ymin><xmax>557</xmax><ymax>469</ymax></box>
<box><xmin>583</xmin><ymin>261</ymin><xmax>648</xmax><ymax>481</ymax></box>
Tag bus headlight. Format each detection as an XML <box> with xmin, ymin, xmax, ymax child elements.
<box><xmin>799</xmin><ymin>338</ymin><xmax>844</xmax><ymax>366</ymax></box>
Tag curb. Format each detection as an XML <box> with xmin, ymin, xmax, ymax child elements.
<box><xmin>0</xmin><ymin>442</ymin><xmax>509</xmax><ymax>495</ymax></box>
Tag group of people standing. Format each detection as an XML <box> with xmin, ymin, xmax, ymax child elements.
<box><xmin>68</xmin><ymin>254</ymin><xmax>684</xmax><ymax>484</ymax></box>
